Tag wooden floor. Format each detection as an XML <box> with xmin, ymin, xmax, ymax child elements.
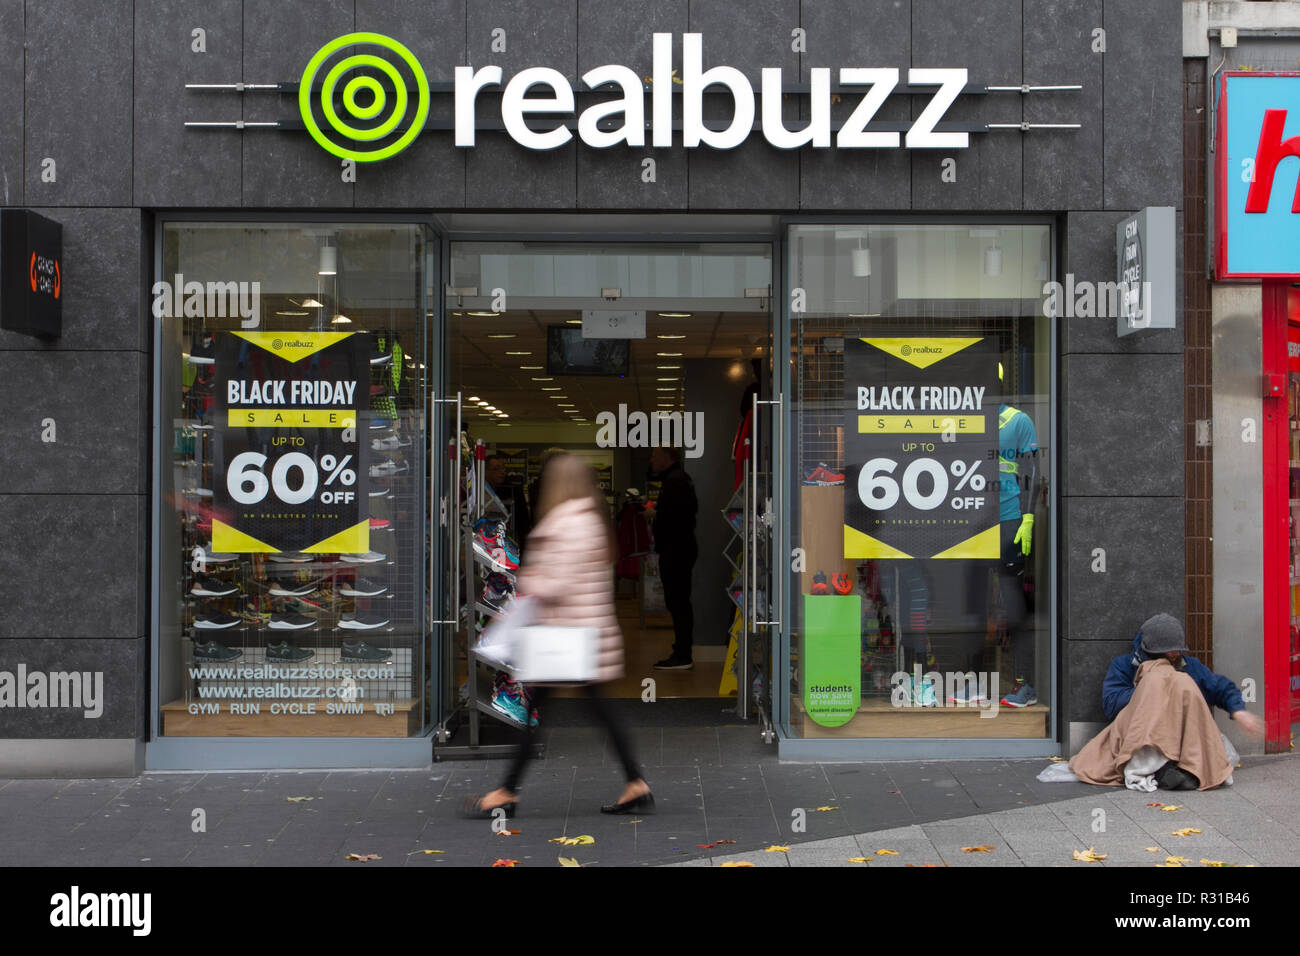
<box><xmin>551</xmin><ymin>594</ymin><xmax>728</xmax><ymax>699</ymax></box>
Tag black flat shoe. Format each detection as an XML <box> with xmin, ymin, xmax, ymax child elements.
<box><xmin>459</xmin><ymin>795</ymin><xmax>517</xmax><ymax>819</ymax></box>
<box><xmin>600</xmin><ymin>791</ymin><xmax>654</xmax><ymax>815</ymax></box>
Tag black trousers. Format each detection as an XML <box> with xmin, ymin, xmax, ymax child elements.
<box><xmin>659</xmin><ymin>546</ymin><xmax>697</xmax><ymax>659</ymax></box>
<box><xmin>999</xmin><ymin>521</ymin><xmax>1032</xmax><ymax>684</ymax></box>
<box><xmin>502</xmin><ymin>683</ymin><xmax>642</xmax><ymax>794</ymax></box>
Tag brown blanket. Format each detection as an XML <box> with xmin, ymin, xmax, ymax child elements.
<box><xmin>1070</xmin><ymin>658</ymin><xmax>1232</xmax><ymax>791</ymax></box>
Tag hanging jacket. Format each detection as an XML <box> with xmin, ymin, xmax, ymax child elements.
<box><xmin>1102</xmin><ymin>630</ymin><xmax>1245</xmax><ymax>722</ymax></box>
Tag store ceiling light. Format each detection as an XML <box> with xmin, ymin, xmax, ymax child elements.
<box><xmin>541</xmin><ymin>387</ymin><xmax>560</xmax><ymax>391</ymax></box>
<box><xmin>656</xmin><ymin>387</ymin><xmax>675</xmax><ymax>391</ymax></box>
<box><xmin>657</xmin><ymin>377</ymin><xmax>679</xmax><ymax>381</ymax></box>
<box><xmin>657</xmin><ymin>312</ymin><xmax>693</xmax><ymax>318</ymax></box>
<box><xmin>486</xmin><ymin>333</ymin><xmax>515</xmax><ymax>339</ymax></box>
<box><xmin>275</xmin><ymin>310</ymin><xmax>309</xmax><ymax>317</ymax></box>
<box><xmin>330</xmin><ymin>314</ymin><xmax>351</xmax><ymax>324</ymax></box>
<box><xmin>656</xmin><ymin>334</ymin><xmax>686</xmax><ymax>339</ymax></box>
<box><xmin>467</xmin><ymin>396</ymin><xmax>480</xmax><ymax>401</ymax></box>
<box><xmin>300</xmin><ymin>298</ymin><xmax>323</xmax><ymax>309</ymax></box>
<box><xmin>566</xmin><ymin>319</ymin><xmax>582</xmax><ymax>325</ymax></box>
<box><xmin>656</xmin><ymin>364</ymin><xmax>680</xmax><ymax>370</ymax></box>
<box><xmin>469</xmin><ymin>311</ymin><xmax>501</xmax><ymax>317</ymax></box>
<box><xmin>984</xmin><ymin>244</ymin><xmax>1003</xmax><ymax>277</ymax></box>
<box><xmin>520</xmin><ymin>365</ymin><xmax>544</xmax><ymax>370</ymax></box>
<box><xmin>318</xmin><ymin>245</ymin><xmax>337</xmax><ymax>276</ymax></box>
<box><xmin>531</xmin><ymin>377</ymin><xmax>553</xmax><ymax>381</ymax></box>
<box><xmin>657</xmin><ymin>352</ymin><xmax>682</xmax><ymax>357</ymax></box>
<box><xmin>506</xmin><ymin>351</ymin><xmax>531</xmax><ymax>356</ymax></box>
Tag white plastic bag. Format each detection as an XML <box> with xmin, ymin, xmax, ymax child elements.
<box><xmin>475</xmin><ymin>596</ymin><xmax>536</xmax><ymax>674</ymax></box>
<box><xmin>1036</xmin><ymin>761</ymin><xmax>1080</xmax><ymax>783</ymax></box>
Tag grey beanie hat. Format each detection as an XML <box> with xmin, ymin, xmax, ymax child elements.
<box><xmin>1138</xmin><ymin>613</ymin><xmax>1188</xmax><ymax>655</ymax></box>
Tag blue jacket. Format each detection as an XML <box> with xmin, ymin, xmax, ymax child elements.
<box><xmin>1101</xmin><ymin>632</ymin><xmax>1245</xmax><ymax>722</ymax></box>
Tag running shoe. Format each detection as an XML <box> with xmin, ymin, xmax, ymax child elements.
<box><xmin>265</xmin><ymin>641</ymin><xmax>314</xmax><ymax>663</ymax></box>
<box><xmin>371</xmin><ymin>435</ymin><xmax>412</xmax><ymax>451</ymax></box>
<box><xmin>340</xmin><ymin>577</ymin><xmax>388</xmax><ymax>597</ymax></box>
<box><xmin>1000</xmin><ymin>683</ymin><xmax>1037</xmax><ymax>708</ymax></box>
<box><xmin>268</xmin><ymin>552</ymin><xmax>313</xmax><ymax>564</ymax></box>
<box><xmin>480</xmin><ymin>572</ymin><xmax>515</xmax><ymax>613</ymax></box>
<box><xmin>268</xmin><ymin>612</ymin><xmax>317</xmax><ymax>630</ymax></box>
<box><xmin>803</xmin><ymin>463</ymin><xmax>845</xmax><ymax>486</ymax></box>
<box><xmin>198</xmin><ymin>544</ymin><xmax>238</xmax><ymax>564</ymax></box>
<box><xmin>339</xmin><ymin>610</ymin><xmax>391</xmax><ymax>630</ymax></box>
<box><xmin>810</xmin><ymin>571</ymin><xmax>830</xmax><ymax>595</ymax></box>
<box><xmin>194</xmin><ymin>612</ymin><xmax>241</xmax><ymax>630</ymax></box>
<box><xmin>473</xmin><ymin>517</ymin><xmax>520</xmax><ymax>564</ymax></box>
<box><xmin>368</xmin><ymin>486</ymin><xmax>392</xmax><ymax>499</ymax></box>
<box><xmin>369</xmin><ymin>417</ymin><xmax>396</xmax><ymax>430</ymax></box>
<box><xmin>340</xmin><ymin>551</ymin><xmax>386</xmax><ymax>564</ymax></box>
<box><xmin>340</xmin><ymin>640</ymin><xmax>392</xmax><ymax>663</ymax></box>
<box><xmin>831</xmin><ymin>572</ymin><xmax>853</xmax><ymax>595</ymax></box>
<box><xmin>268</xmin><ymin>579</ymin><xmax>319</xmax><ymax>597</ymax></box>
<box><xmin>369</xmin><ymin>518</ymin><xmax>390</xmax><ymax>530</ymax></box>
<box><xmin>193</xmin><ymin>640</ymin><xmax>241</xmax><ymax>662</ymax></box>
<box><xmin>191</xmin><ymin>575</ymin><xmax>238</xmax><ymax>597</ymax></box>
<box><xmin>490</xmin><ymin>686</ymin><xmax>528</xmax><ymax>724</ymax></box>
<box><xmin>370</xmin><ymin>349</ymin><xmax>393</xmax><ymax>366</ymax></box>
<box><xmin>369</xmin><ymin>459</ymin><xmax>409</xmax><ymax>478</ymax></box>
<box><xmin>948</xmin><ymin>683</ymin><xmax>988</xmax><ymax>705</ymax></box>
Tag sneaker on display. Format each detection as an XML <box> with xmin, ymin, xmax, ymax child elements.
<box><xmin>194</xmin><ymin>612</ymin><xmax>241</xmax><ymax>630</ymax></box>
<box><xmin>269</xmin><ymin>612</ymin><xmax>317</xmax><ymax>630</ymax></box>
<box><xmin>369</xmin><ymin>518</ymin><xmax>391</xmax><ymax>530</ymax></box>
<box><xmin>810</xmin><ymin>571</ymin><xmax>830</xmax><ymax>595</ymax></box>
<box><xmin>948</xmin><ymin>685</ymin><xmax>988</xmax><ymax>705</ymax></box>
<box><xmin>1000</xmin><ymin>683</ymin><xmax>1037</xmax><ymax>708</ymax></box>
<box><xmin>193</xmin><ymin>640</ymin><xmax>241</xmax><ymax>662</ymax></box>
<box><xmin>369</xmin><ymin>417</ymin><xmax>396</xmax><ymax>431</ymax></box>
<box><xmin>652</xmin><ymin>656</ymin><xmax>693</xmax><ymax>670</ymax></box>
<box><xmin>480</xmin><ymin>572</ymin><xmax>515</xmax><ymax>613</ymax></box>
<box><xmin>490</xmin><ymin>686</ymin><xmax>528</xmax><ymax>724</ymax></box>
<box><xmin>473</xmin><ymin>517</ymin><xmax>521</xmax><ymax>566</ymax></box>
<box><xmin>371</xmin><ymin>435</ymin><xmax>411</xmax><ymax>451</ymax></box>
<box><xmin>268</xmin><ymin>552</ymin><xmax>313</xmax><ymax>564</ymax></box>
<box><xmin>340</xmin><ymin>551</ymin><xmax>386</xmax><ymax>564</ymax></box>
<box><xmin>339</xmin><ymin>610</ymin><xmax>391</xmax><ymax>630</ymax></box>
<box><xmin>803</xmin><ymin>463</ymin><xmax>846</xmax><ymax>486</ymax></box>
<box><xmin>368</xmin><ymin>486</ymin><xmax>393</xmax><ymax>499</ymax></box>
<box><xmin>191</xmin><ymin>575</ymin><xmax>239</xmax><ymax>598</ymax></box>
<box><xmin>369</xmin><ymin>459</ymin><xmax>409</xmax><ymax>478</ymax></box>
<box><xmin>831</xmin><ymin>572</ymin><xmax>853</xmax><ymax>595</ymax></box>
<box><xmin>340</xmin><ymin>577</ymin><xmax>388</xmax><ymax>597</ymax></box>
<box><xmin>340</xmin><ymin>640</ymin><xmax>393</xmax><ymax>663</ymax></box>
<box><xmin>199</xmin><ymin>544</ymin><xmax>238</xmax><ymax>564</ymax></box>
<box><xmin>268</xmin><ymin>579</ymin><xmax>319</xmax><ymax>597</ymax></box>
<box><xmin>265</xmin><ymin>641</ymin><xmax>314</xmax><ymax>663</ymax></box>
<box><xmin>370</xmin><ymin>350</ymin><xmax>393</xmax><ymax>366</ymax></box>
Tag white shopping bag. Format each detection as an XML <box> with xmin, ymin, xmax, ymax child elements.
<box><xmin>475</xmin><ymin>596</ymin><xmax>536</xmax><ymax>674</ymax></box>
<box><xmin>515</xmin><ymin>625</ymin><xmax>600</xmax><ymax>683</ymax></box>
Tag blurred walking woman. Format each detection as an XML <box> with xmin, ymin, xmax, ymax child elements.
<box><xmin>463</xmin><ymin>454</ymin><xmax>652</xmax><ymax>817</ymax></box>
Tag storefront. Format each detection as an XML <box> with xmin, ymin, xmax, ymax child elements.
<box><xmin>0</xmin><ymin>1</ymin><xmax>1191</xmax><ymax>775</ymax></box>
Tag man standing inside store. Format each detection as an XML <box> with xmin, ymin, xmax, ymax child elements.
<box><xmin>650</xmin><ymin>446</ymin><xmax>698</xmax><ymax>670</ymax></box>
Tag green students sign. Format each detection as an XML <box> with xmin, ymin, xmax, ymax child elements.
<box><xmin>803</xmin><ymin>595</ymin><xmax>861</xmax><ymax>727</ymax></box>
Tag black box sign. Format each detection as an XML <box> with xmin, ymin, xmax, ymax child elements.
<box><xmin>0</xmin><ymin>210</ymin><xmax>63</xmax><ymax>338</ymax></box>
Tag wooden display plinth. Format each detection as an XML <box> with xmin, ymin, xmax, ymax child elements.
<box><xmin>794</xmin><ymin>698</ymin><xmax>1048</xmax><ymax>739</ymax></box>
<box><xmin>161</xmin><ymin>698</ymin><xmax>420</xmax><ymax>737</ymax></box>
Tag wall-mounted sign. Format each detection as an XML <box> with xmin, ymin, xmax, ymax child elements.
<box><xmin>186</xmin><ymin>32</ymin><xmax>1081</xmax><ymax>163</ymax></box>
<box><xmin>1216</xmin><ymin>72</ymin><xmax>1300</xmax><ymax>279</ymax></box>
<box><xmin>843</xmin><ymin>336</ymin><xmax>1000</xmax><ymax>560</ymax></box>
<box><xmin>1115</xmin><ymin>206</ymin><xmax>1175</xmax><ymax>337</ymax></box>
<box><xmin>0</xmin><ymin>210</ymin><xmax>62</xmax><ymax>338</ymax></box>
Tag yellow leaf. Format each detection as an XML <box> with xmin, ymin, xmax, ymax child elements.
<box><xmin>1200</xmin><ymin>859</ymin><xmax>1230</xmax><ymax>867</ymax></box>
<box><xmin>547</xmin><ymin>837</ymin><xmax>567</xmax><ymax>844</ymax></box>
<box><xmin>1166</xmin><ymin>856</ymin><xmax>1192</xmax><ymax>864</ymax></box>
<box><xmin>1144</xmin><ymin>847</ymin><xmax>1161</xmax><ymax>853</ymax></box>
<box><xmin>570</xmin><ymin>835</ymin><xmax>595</xmax><ymax>845</ymax></box>
<box><xmin>720</xmin><ymin>861</ymin><xmax>755</xmax><ymax>867</ymax></box>
<box><xmin>618</xmin><ymin>819</ymin><xmax>643</xmax><ymax>825</ymax></box>
<box><xmin>765</xmin><ymin>845</ymin><xmax>790</xmax><ymax>853</ymax></box>
<box><xmin>847</xmin><ymin>857</ymin><xmax>873</xmax><ymax>863</ymax></box>
<box><xmin>1159</xmin><ymin>805</ymin><xmax>1182</xmax><ymax>812</ymax></box>
<box><xmin>1072</xmin><ymin>846</ymin><xmax>1107</xmax><ymax>862</ymax></box>
<box><xmin>558</xmin><ymin>857</ymin><xmax>581</xmax><ymax>867</ymax></box>
<box><xmin>286</xmin><ymin>796</ymin><xmax>313</xmax><ymax>802</ymax></box>
<box><xmin>876</xmin><ymin>849</ymin><xmax>899</xmax><ymax>856</ymax></box>
<box><xmin>345</xmin><ymin>853</ymin><xmax>381</xmax><ymax>862</ymax></box>
<box><xmin>1048</xmin><ymin>756</ymin><xmax>1067</xmax><ymax>763</ymax></box>
<box><xmin>1171</xmin><ymin>828</ymin><xmax>1203</xmax><ymax>837</ymax></box>
<box><xmin>406</xmin><ymin>849</ymin><xmax>445</xmax><ymax>855</ymax></box>
<box><xmin>961</xmin><ymin>845</ymin><xmax>995</xmax><ymax>853</ymax></box>
<box><xmin>814</xmin><ymin>806</ymin><xmax>839</xmax><ymax>812</ymax></box>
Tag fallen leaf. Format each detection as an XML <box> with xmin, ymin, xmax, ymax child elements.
<box><xmin>697</xmin><ymin>843</ymin><xmax>719</xmax><ymax>849</ymax></box>
<box><xmin>1048</xmin><ymin>756</ymin><xmax>1067</xmax><ymax>763</ymax></box>
<box><xmin>558</xmin><ymin>857</ymin><xmax>581</xmax><ymax>867</ymax></box>
<box><xmin>765</xmin><ymin>845</ymin><xmax>790</xmax><ymax>853</ymax></box>
<box><xmin>1160</xmin><ymin>805</ymin><xmax>1182</xmax><ymax>812</ymax></box>
<box><xmin>961</xmin><ymin>845</ymin><xmax>995</xmax><ymax>853</ymax></box>
<box><xmin>815</xmin><ymin>806</ymin><xmax>839</xmax><ymax>812</ymax></box>
<box><xmin>1144</xmin><ymin>847</ymin><xmax>1161</xmax><ymax>853</ymax></box>
<box><xmin>286</xmin><ymin>796</ymin><xmax>314</xmax><ymax>802</ymax></box>
<box><xmin>876</xmin><ymin>849</ymin><xmax>899</xmax><ymax>856</ymax></box>
<box><xmin>1147</xmin><ymin>802</ymin><xmax>1165</xmax><ymax>807</ymax></box>
<box><xmin>407</xmin><ymin>849</ymin><xmax>445</xmax><ymax>855</ymax></box>
<box><xmin>847</xmin><ymin>857</ymin><xmax>873</xmax><ymax>863</ymax></box>
<box><xmin>720</xmin><ymin>861</ymin><xmax>754</xmax><ymax>867</ymax></box>
<box><xmin>1171</xmin><ymin>828</ymin><xmax>1203</xmax><ymax>837</ymax></box>
<box><xmin>1200</xmin><ymin>859</ymin><xmax>1231</xmax><ymax>867</ymax></box>
<box><xmin>496</xmin><ymin>829</ymin><xmax>521</xmax><ymax>836</ymax></box>
<box><xmin>345</xmin><ymin>853</ymin><xmax>381</xmax><ymax>862</ymax></box>
<box><xmin>1166</xmin><ymin>856</ymin><xmax>1192</xmax><ymax>864</ymax></box>
<box><xmin>715</xmin><ymin>839</ymin><xmax>736</xmax><ymax>845</ymax></box>
<box><xmin>906</xmin><ymin>862</ymin><xmax>944</xmax><ymax>867</ymax></box>
<box><xmin>1155</xmin><ymin>862</ymin><xmax>1182</xmax><ymax>867</ymax></box>
<box><xmin>1072</xmin><ymin>846</ymin><xmax>1107</xmax><ymax>862</ymax></box>
<box><xmin>547</xmin><ymin>835</ymin><xmax>594</xmax><ymax>845</ymax></box>
<box><xmin>618</xmin><ymin>819</ymin><xmax>643</xmax><ymax>825</ymax></box>
<box><xmin>492</xmin><ymin>859</ymin><xmax>520</xmax><ymax>867</ymax></box>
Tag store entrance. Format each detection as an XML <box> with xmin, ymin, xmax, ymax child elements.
<box><xmin>432</xmin><ymin>240</ymin><xmax>776</xmax><ymax>751</ymax></box>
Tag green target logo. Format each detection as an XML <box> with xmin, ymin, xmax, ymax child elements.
<box><xmin>299</xmin><ymin>33</ymin><xmax>429</xmax><ymax>163</ymax></box>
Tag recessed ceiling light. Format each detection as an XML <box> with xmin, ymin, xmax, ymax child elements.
<box><xmin>486</xmin><ymin>333</ymin><xmax>515</xmax><ymax>339</ymax></box>
<box><xmin>657</xmin><ymin>312</ymin><xmax>693</xmax><ymax>318</ymax></box>
<box><xmin>531</xmin><ymin>377</ymin><xmax>553</xmax><ymax>381</ymax></box>
<box><xmin>275</xmin><ymin>310</ymin><xmax>309</xmax><ymax>317</ymax></box>
<box><xmin>656</xmin><ymin>365</ymin><xmax>680</xmax><ymax>370</ymax></box>
<box><xmin>452</xmin><ymin>311</ymin><xmax>464</xmax><ymax>316</ymax></box>
<box><xmin>506</xmin><ymin>351</ymin><xmax>531</xmax><ymax>356</ymax></box>
<box><xmin>498</xmin><ymin>413</ymin><xmax>509</xmax><ymax>419</ymax></box>
<box><xmin>299</xmin><ymin>298</ymin><xmax>323</xmax><ymax>309</ymax></box>
<box><xmin>541</xmin><ymin>387</ymin><xmax>560</xmax><ymax>391</ymax></box>
<box><xmin>657</xmin><ymin>377</ymin><xmax>678</xmax><ymax>381</ymax></box>
<box><xmin>558</xmin><ymin>403</ymin><xmax>576</xmax><ymax>408</ymax></box>
<box><xmin>656</xmin><ymin>387</ymin><xmax>675</xmax><ymax>392</ymax></box>
<box><xmin>497</xmin><ymin>423</ymin><xmax>511</xmax><ymax>427</ymax></box>
<box><xmin>330</xmin><ymin>314</ymin><xmax>351</xmax><ymax>324</ymax></box>
<box><xmin>549</xmin><ymin>395</ymin><xmax>568</xmax><ymax>399</ymax></box>
<box><xmin>657</xmin><ymin>352</ymin><xmax>682</xmax><ymax>357</ymax></box>
<box><xmin>566</xmin><ymin>319</ymin><xmax>582</xmax><ymax>325</ymax></box>
<box><xmin>468</xmin><ymin>311</ymin><xmax>501</xmax><ymax>317</ymax></box>
<box><xmin>467</xmin><ymin>396</ymin><xmax>480</xmax><ymax>402</ymax></box>
<box><xmin>476</xmin><ymin>401</ymin><xmax>489</xmax><ymax>406</ymax></box>
<box><xmin>520</xmin><ymin>365</ymin><xmax>543</xmax><ymax>370</ymax></box>
<box><xmin>657</xmin><ymin>334</ymin><xmax>686</xmax><ymax>340</ymax></box>
<box><xmin>847</xmin><ymin>313</ymin><xmax>881</xmax><ymax>318</ymax></box>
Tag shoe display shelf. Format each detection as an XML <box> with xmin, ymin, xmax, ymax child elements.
<box><xmin>720</xmin><ymin>475</ymin><xmax>773</xmax><ymax>725</ymax></box>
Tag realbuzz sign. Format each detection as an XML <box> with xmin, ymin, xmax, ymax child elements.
<box><xmin>300</xmin><ymin>32</ymin><xmax>971</xmax><ymax>162</ymax></box>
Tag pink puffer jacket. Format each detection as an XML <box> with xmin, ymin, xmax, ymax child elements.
<box><xmin>516</xmin><ymin>497</ymin><xmax>624</xmax><ymax>683</ymax></box>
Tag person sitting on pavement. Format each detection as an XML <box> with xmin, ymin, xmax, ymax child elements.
<box><xmin>1069</xmin><ymin>613</ymin><xmax>1264</xmax><ymax>792</ymax></box>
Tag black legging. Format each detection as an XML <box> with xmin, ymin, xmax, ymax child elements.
<box><xmin>502</xmin><ymin>683</ymin><xmax>642</xmax><ymax>794</ymax></box>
